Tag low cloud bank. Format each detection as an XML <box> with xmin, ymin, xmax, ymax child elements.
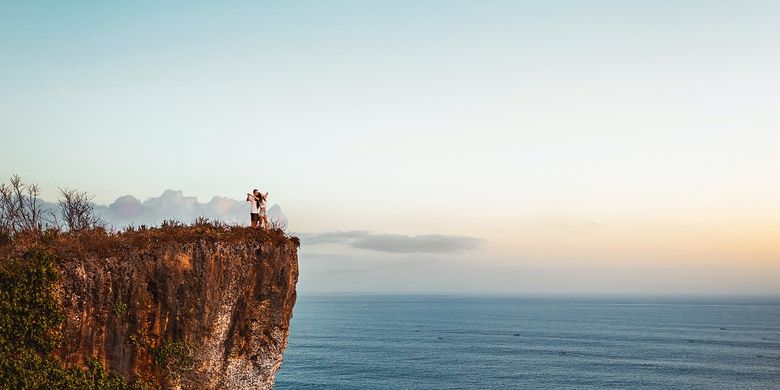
<box><xmin>300</xmin><ymin>231</ymin><xmax>370</xmax><ymax>245</ymax></box>
<box><xmin>300</xmin><ymin>231</ymin><xmax>481</xmax><ymax>253</ymax></box>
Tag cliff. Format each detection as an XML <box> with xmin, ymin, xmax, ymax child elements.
<box><xmin>0</xmin><ymin>223</ymin><xmax>299</xmax><ymax>389</ymax></box>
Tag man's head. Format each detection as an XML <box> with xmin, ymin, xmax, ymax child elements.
<box><xmin>253</xmin><ymin>189</ymin><xmax>259</xmax><ymax>195</ymax></box>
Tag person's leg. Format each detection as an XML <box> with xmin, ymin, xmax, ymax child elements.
<box><xmin>250</xmin><ymin>213</ymin><xmax>258</xmax><ymax>227</ymax></box>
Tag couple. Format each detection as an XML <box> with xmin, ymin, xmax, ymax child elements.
<box><xmin>247</xmin><ymin>189</ymin><xmax>269</xmax><ymax>228</ymax></box>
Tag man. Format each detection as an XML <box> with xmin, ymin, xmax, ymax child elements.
<box><xmin>246</xmin><ymin>189</ymin><xmax>261</xmax><ymax>228</ymax></box>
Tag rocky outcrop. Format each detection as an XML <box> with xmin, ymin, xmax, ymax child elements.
<box><xmin>50</xmin><ymin>228</ymin><xmax>298</xmax><ymax>389</ymax></box>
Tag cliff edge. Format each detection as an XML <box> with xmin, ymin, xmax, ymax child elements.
<box><xmin>0</xmin><ymin>223</ymin><xmax>299</xmax><ymax>389</ymax></box>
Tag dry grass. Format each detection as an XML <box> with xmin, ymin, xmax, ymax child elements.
<box><xmin>0</xmin><ymin>219</ymin><xmax>299</xmax><ymax>260</ymax></box>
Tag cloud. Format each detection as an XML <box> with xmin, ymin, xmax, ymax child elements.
<box><xmin>351</xmin><ymin>234</ymin><xmax>481</xmax><ymax>253</ymax></box>
<box><xmin>298</xmin><ymin>231</ymin><xmax>369</xmax><ymax>245</ymax></box>
<box><xmin>300</xmin><ymin>231</ymin><xmax>481</xmax><ymax>253</ymax></box>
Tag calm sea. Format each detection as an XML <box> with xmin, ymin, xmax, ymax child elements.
<box><xmin>276</xmin><ymin>295</ymin><xmax>780</xmax><ymax>389</ymax></box>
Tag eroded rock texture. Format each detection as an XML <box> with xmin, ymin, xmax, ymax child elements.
<box><xmin>53</xmin><ymin>237</ymin><xmax>298</xmax><ymax>389</ymax></box>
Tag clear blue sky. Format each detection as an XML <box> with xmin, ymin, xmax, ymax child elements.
<box><xmin>2</xmin><ymin>1</ymin><xmax>779</xmax><ymax>294</ymax></box>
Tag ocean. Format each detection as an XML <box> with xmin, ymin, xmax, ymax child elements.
<box><xmin>275</xmin><ymin>295</ymin><xmax>780</xmax><ymax>389</ymax></box>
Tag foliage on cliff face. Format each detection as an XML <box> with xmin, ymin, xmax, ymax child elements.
<box><xmin>0</xmin><ymin>248</ymin><xmax>151</xmax><ymax>389</ymax></box>
<box><xmin>151</xmin><ymin>341</ymin><xmax>195</xmax><ymax>379</ymax></box>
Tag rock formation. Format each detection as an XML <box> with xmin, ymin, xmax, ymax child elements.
<box><xmin>3</xmin><ymin>225</ymin><xmax>298</xmax><ymax>389</ymax></box>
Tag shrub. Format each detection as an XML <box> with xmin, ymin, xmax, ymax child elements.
<box><xmin>0</xmin><ymin>248</ymin><xmax>151</xmax><ymax>389</ymax></box>
<box><xmin>113</xmin><ymin>302</ymin><xmax>128</xmax><ymax>317</ymax></box>
<box><xmin>57</xmin><ymin>187</ymin><xmax>104</xmax><ymax>232</ymax></box>
<box><xmin>0</xmin><ymin>249</ymin><xmax>64</xmax><ymax>355</ymax></box>
<box><xmin>0</xmin><ymin>175</ymin><xmax>45</xmax><ymax>234</ymax></box>
<box><xmin>151</xmin><ymin>340</ymin><xmax>195</xmax><ymax>378</ymax></box>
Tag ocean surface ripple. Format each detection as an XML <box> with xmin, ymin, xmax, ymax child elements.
<box><xmin>276</xmin><ymin>295</ymin><xmax>780</xmax><ymax>389</ymax></box>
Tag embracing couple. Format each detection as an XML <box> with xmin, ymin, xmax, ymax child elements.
<box><xmin>246</xmin><ymin>189</ymin><xmax>269</xmax><ymax>228</ymax></box>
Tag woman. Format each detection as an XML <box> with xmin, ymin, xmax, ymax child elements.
<box><xmin>257</xmin><ymin>190</ymin><xmax>269</xmax><ymax>228</ymax></box>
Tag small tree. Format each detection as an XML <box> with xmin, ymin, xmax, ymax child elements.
<box><xmin>0</xmin><ymin>175</ymin><xmax>43</xmax><ymax>234</ymax></box>
<box><xmin>58</xmin><ymin>187</ymin><xmax>103</xmax><ymax>232</ymax></box>
<box><xmin>268</xmin><ymin>217</ymin><xmax>287</xmax><ymax>231</ymax></box>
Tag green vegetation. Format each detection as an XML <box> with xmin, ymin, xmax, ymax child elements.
<box><xmin>151</xmin><ymin>340</ymin><xmax>195</xmax><ymax>378</ymax></box>
<box><xmin>113</xmin><ymin>302</ymin><xmax>128</xmax><ymax>317</ymax></box>
<box><xmin>0</xmin><ymin>248</ymin><xmax>151</xmax><ymax>389</ymax></box>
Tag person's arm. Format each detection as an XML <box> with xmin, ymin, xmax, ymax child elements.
<box><xmin>262</xmin><ymin>192</ymin><xmax>269</xmax><ymax>200</ymax></box>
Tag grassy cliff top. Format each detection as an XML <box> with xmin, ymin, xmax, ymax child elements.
<box><xmin>1</xmin><ymin>220</ymin><xmax>300</xmax><ymax>260</ymax></box>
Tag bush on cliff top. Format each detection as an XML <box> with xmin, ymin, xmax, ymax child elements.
<box><xmin>0</xmin><ymin>248</ymin><xmax>152</xmax><ymax>390</ymax></box>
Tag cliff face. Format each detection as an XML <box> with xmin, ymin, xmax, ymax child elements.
<box><xmin>49</xmin><ymin>229</ymin><xmax>298</xmax><ymax>389</ymax></box>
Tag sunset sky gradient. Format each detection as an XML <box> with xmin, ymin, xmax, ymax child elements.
<box><xmin>2</xmin><ymin>1</ymin><xmax>779</xmax><ymax>294</ymax></box>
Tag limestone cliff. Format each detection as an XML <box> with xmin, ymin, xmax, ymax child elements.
<box><xmin>3</xmin><ymin>225</ymin><xmax>299</xmax><ymax>389</ymax></box>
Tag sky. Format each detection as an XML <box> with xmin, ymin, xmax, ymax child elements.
<box><xmin>2</xmin><ymin>1</ymin><xmax>779</xmax><ymax>294</ymax></box>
